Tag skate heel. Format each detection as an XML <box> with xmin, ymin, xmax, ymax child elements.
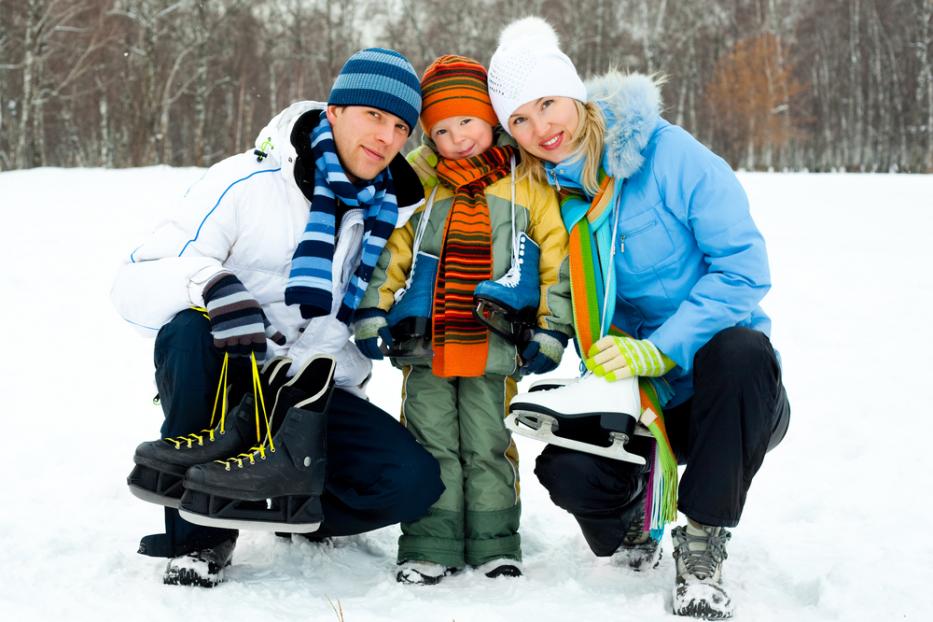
<box><xmin>128</xmin><ymin>463</ymin><xmax>186</xmax><ymax>508</ymax></box>
<box><xmin>599</xmin><ymin>412</ymin><xmax>637</xmax><ymax>437</ymax></box>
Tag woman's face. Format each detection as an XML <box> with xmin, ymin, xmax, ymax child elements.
<box><xmin>429</xmin><ymin>115</ymin><xmax>495</xmax><ymax>160</ymax></box>
<box><xmin>507</xmin><ymin>96</ymin><xmax>580</xmax><ymax>163</ymax></box>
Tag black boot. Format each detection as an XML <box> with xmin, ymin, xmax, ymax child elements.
<box><xmin>162</xmin><ymin>537</ymin><xmax>237</xmax><ymax>588</ymax></box>
<box><xmin>128</xmin><ymin>357</ymin><xmax>293</xmax><ymax>507</ymax></box>
<box><xmin>178</xmin><ymin>355</ymin><xmax>336</xmax><ymax>533</ymax></box>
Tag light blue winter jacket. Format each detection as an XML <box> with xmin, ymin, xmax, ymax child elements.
<box><xmin>545</xmin><ymin>72</ymin><xmax>772</xmax><ymax>406</ymax></box>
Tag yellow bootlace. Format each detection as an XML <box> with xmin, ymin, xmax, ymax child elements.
<box><xmin>163</xmin><ymin>352</ymin><xmax>230</xmax><ymax>449</ymax></box>
<box><xmin>214</xmin><ymin>353</ymin><xmax>276</xmax><ymax>471</ymax></box>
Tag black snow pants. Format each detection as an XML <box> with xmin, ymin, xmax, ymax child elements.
<box><xmin>138</xmin><ymin>310</ymin><xmax>444</xmax><ymax>559</ymax></box>
<box><xmin>534</xmin><ymin>327</ymin><xmax>791</xmax><ymax>556</ymax></box>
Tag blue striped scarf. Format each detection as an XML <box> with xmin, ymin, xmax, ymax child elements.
<box><xmin>285</xmin><ymin>116</ymin><xmax>399</xmax><ymax>324</ymax></box>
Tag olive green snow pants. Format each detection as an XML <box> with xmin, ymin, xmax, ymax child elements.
<box><xmin>397</xmin><ymin>365</ymin><xmax>521</xmax><ymax>568</ymax></box>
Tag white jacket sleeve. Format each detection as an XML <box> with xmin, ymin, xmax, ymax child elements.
<box><xmin>111</xmin><ymin>160</ymin><xmax>246</xmax><ymax>334</ymax></box>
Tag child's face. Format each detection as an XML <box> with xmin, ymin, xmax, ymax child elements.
<box><xmin>429</xmin><ymin>115</ymin><xmax>494</xmax><ymax>160</ymax></box>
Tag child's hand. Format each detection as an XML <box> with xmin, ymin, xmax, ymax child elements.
<box><xmin>584</xmin><ymin>336</ymin><xmax>675</xmax><ymax>380</ymax></box>
<box><xmin>520</xmin><ymin>329</ymin><xmax>568</xmax><ymax>374</ymax></box>
<box><xmin>353</xmin><ymin>311</ymin><xmax>393</xmax><ymax>360</ymax></box>
<box><xmin>406</xmin><ymin>145</ymin><xmax>439</xmax><ymax>188</ymax></box>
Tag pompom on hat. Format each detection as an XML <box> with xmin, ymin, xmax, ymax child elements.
<box><xmin>487</xmin><ymin>17</ymin><xmax>587</xmax><ymax>135</ymax></box>
<box><xmin>419</xmin><ymin>55</ymin><xmax>499</xmax><ymax>133</ymax></box>
<box><xmin>328</xmin><ymin>48</ymin><xmax>422</xmax><ymax>134</ymax></box>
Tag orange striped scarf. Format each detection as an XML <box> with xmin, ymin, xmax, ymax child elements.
<box><xmin>432</xmin><ymin>145</ymin><xmax>516</xmax><ymax>377</ymax></box>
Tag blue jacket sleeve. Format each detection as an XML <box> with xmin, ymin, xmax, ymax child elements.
<box><xmin>646</xmin><ymin>127</ymin><xmax>771</xmax><ymax>371</ymax></box>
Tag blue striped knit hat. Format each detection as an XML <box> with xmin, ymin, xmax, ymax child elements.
<box><xmin>328</xmin><ymin>48</ymin><xmax>422</xmax><ymax>134</ymax></box>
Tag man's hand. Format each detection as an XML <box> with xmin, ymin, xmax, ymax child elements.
<box><xmin>203</xmin><ymin>273</ymin><xmax>278</xmax><ymax>360</ymax></box>
<box><xmin>584</xmin><ymin>336</ymin><xmax>675</xmax><ymax>381</ymax></box>
<box><xmin>406</xmin><ymin>145</ymin><xmax>438</xmax><ymax>188</ymax></box>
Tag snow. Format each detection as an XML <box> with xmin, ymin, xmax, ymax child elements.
<box><xmin>1</xmin><ymin>167</ymin><xmax>931</xmax><ymax>620</ymax></box>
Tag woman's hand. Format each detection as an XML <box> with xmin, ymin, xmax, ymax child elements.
<box><xmin>585</xmin><ymin>336</ymin><xmax>675</xmax><ymax>380</ymax></box>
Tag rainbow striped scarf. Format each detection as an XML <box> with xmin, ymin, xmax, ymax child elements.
<box><xmin>559</xmin><ymin>175</ymin><xmax>678</xmax><ymax>540</ymax></box>
<box><xmin>431</xmin><ymin>145</ymin><xmax>515</xmax><ymax>377</ymax></box>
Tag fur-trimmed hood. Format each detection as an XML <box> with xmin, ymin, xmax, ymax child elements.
<box><xmin>586</xmin><ymin>71</ymin><xmax>663</xmax><ymax>180</ymax></box>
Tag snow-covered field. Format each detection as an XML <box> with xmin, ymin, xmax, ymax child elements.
<box><xmin>1</xmin><ymin>167</ymin><xmax>931</xmax><ymax>621</ymax></box>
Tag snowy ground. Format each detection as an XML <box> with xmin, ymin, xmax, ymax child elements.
<box><xmin>1</xmin><ymin>167</ymin><xmax>931</xmax><ymax>621</ymax></box>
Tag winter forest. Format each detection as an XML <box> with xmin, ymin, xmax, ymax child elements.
<box><xmin>1</xmin><ymin>0</ymin><xmax>931</xmax><ymax>173</ymax></box>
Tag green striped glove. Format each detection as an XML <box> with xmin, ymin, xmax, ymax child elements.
<box><xmin>406</xmin><ymin>145</ymin><xmax>438</xmax><ymax>188</ymax></box>
<box><xmin>584</xmin><ymin>336</ymin><xmax>676</xmax><ymax>381</ymax></box>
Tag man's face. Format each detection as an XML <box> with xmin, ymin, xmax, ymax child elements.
<box><xmin>326</xmin><ymin>105</ymin><xmax>410</xmax><ymax>183</ymax></box>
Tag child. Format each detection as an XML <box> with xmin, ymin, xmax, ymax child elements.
<box><xmin>353</xmin><ymin>55</ymin><xmax>573</xmax><ymax>584</ymax></box>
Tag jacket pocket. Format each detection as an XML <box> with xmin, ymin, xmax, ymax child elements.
<box><xmin>618</xmin><ymin>206</ymin><xmax>676</xmax><ymax>273</ymax></box>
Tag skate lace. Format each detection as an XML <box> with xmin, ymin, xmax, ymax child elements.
<box><xmin>214</xmin><ymin>354</ymin><xmax>276</xmax><ymax>470</ymax></box>
<box><xmin>164</xmin><ymin>353</ymin><xmax>231</xmax><ymax>449</ymax></box>
<box><xmin>675</xmin><ymin>527</ymin><xmax>731</xmax><ymax>580</ymax></box>
<box><xmin>499</xmin><ymin>238</ymin><xmax>525</xmax><ymax>288</ymax></box>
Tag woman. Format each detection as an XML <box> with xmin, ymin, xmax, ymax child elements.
<box><xmin>487</xmin><ymin>17</ymin><xmax>790</xmax><ymax>620</ymax></box>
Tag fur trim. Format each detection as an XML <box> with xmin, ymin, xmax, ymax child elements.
<box><xmin>499</xmin><ymin>16</ymin><xmax>560</xmax><ymax>47</ymax></box>
<box><xmin>585</xmin><ymin>72</ymin><xmax>662</xmax><ymax>179</ymax></box>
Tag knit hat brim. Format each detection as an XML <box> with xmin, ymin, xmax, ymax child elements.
<box><xmin>328</xmin><ymin>48</ymin><xmax>422</xmax><ymax>133</ymax></box>
<box><xmin>420</xmin><ymin>55</ymin><xmax>499</xmax><ymax>134</ymax></box>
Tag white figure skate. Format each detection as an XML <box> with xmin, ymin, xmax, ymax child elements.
<box><xmin>506</xmin><ymin>374</ymin><xmax>649</xmax><ymax>464</ymax></box>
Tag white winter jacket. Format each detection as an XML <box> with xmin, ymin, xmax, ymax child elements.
<box><xmin>111</xmin><ymin>101</ymin><xmax>416</xmax><ymax>391</ymax></box>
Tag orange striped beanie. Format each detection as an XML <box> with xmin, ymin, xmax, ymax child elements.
<box><xmin>419</xmin><ymin>55</ymin><xmax>499</xmax><ymax>134</ymax></box>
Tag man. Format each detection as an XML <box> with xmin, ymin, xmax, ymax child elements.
<box><xmin>112</xmin><ymin>48</ymin><xmax>443</xmax><ymax>587</ymax></box>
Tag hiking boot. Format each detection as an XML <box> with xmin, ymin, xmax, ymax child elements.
<box><xmin>611</xmin><ymin>503</ymin><xmax>662</xmax><ymax>571</ymax></box>
<box><xmin>162</xmin><ymin>537</ymin><xmax>236</xmax><ymax>588</ymax></box>
<box><xmin>475</xmin><ymin>558</ymin><xmax>523</xmax><ymax>579</ymax></box>
<box><xmin>671</xmin><ymin>523</ymin><xmax>734</xmax><ymax>619</ymax></box>
<box><xmin>396</xmin><ymin>561</ymin><xmax>457</xmax><ymax>585</ymax></box>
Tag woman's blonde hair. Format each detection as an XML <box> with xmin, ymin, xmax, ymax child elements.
<box><xmin>514</xmin><ymin>99</ymin><xmax>606</xmax><ymax>197</ymax></box>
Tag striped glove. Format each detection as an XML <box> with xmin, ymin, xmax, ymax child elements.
<box><xmin>406</xmin><ymin>145</ymin><xmax>438</xmax><ymax>189</ymax></box>
<box><xmin>584</xmin><ymin>336</ymin><xmax>676</xmax><ymax>381</ymax></box>
<box><xmin>203</xmin><ymin>273</ymin><xmax>284</xmax><ymax>360</ymax></box>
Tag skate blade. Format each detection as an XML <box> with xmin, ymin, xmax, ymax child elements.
<box><xmin>473</xmin><ymin>299</ymin><xmax>528</xmax><ymax>345</ymax></box>
<box><xmin>128</xmin><ymin>484</ymin><xmax>181</xmax><ymax>509</ymax></box>
<box><xmin>178</xmin><ymin>509</ymin><xmax>322</xmax><ymax>534</ymax></box>
<box><xmin>504</xmin><ymin>412</ymin><xmax>646</xmax><ymax>465</ymax></box>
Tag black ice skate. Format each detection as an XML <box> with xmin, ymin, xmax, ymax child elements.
<box><xmin>128</xmin><ymin>356</ymin><xmax>293</xmax><ymax>508</ymax></box>
<box><xmin>178</xmin><ymin>354</ymin><xmax>336</xmax><ymax>533</ymax></box>
<box><xmin>162</xmin><ymin>537</ymin><xmax>236</xmax><ymax>588</ymax></box>
<box><xmin>506</xmin><ymin>373</ymin><xmax>650</xmax><ymax>465</ymax></box>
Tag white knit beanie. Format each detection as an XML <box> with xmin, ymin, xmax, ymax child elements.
<box><xmin>487</xmin><ymin>17</ymin><xmax>587</xmax><ymax>135</ymax></box>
